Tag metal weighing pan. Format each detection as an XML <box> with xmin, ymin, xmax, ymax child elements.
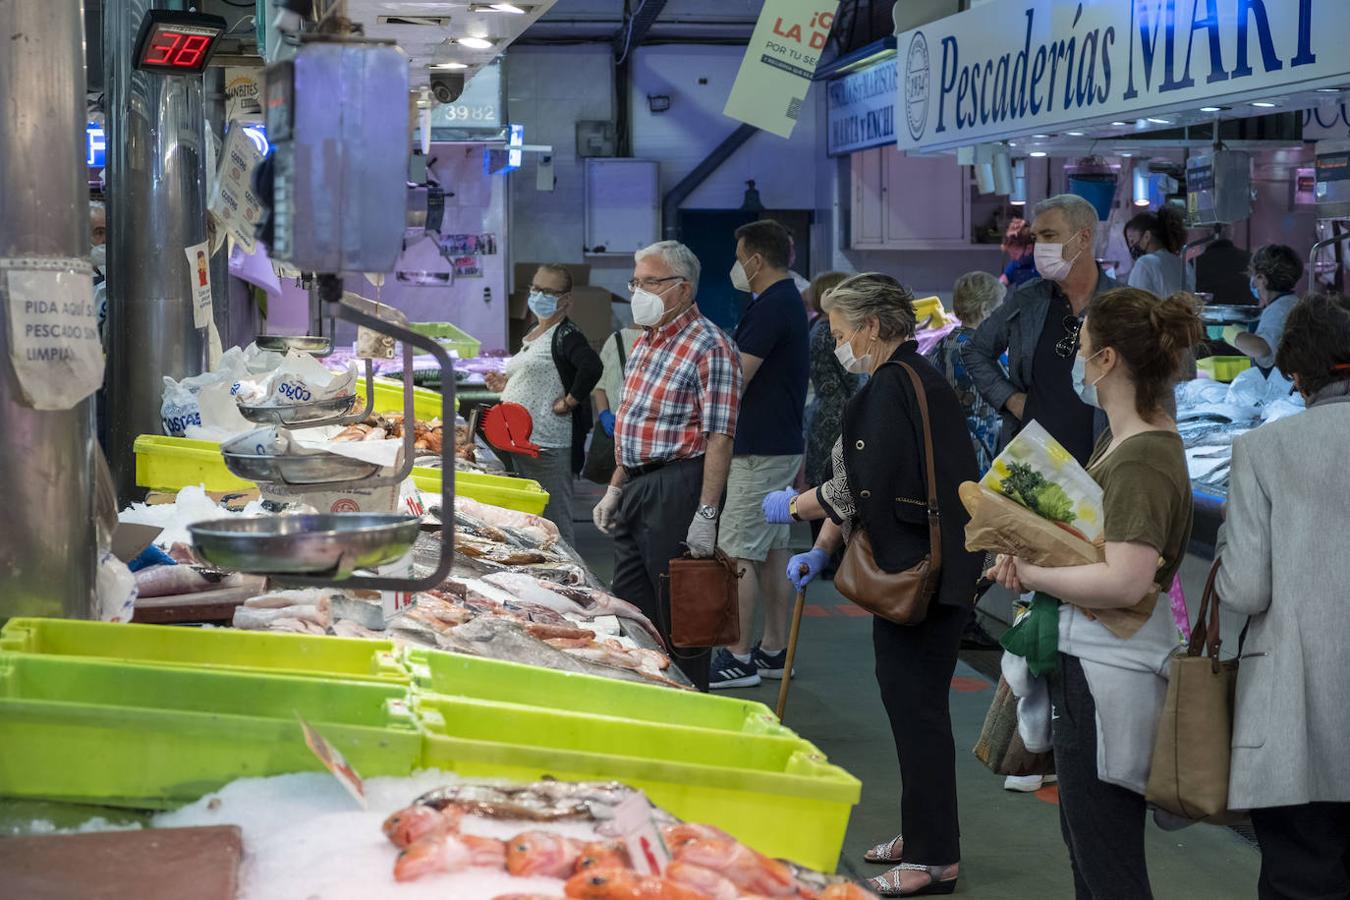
<box><xmin>220</xmin><ymin>448</ymin><xmax>381</xmax><ymax>485</ymax></box>
<box><xmin>1199</xmin><ymin>304</ymin><xmax>1261</xmax><ymax>326</ymax></box>
<box><xmin>237</xmin><ymin>394</ymin><xmax>358</xmax><ymax>426</ymax></box>
<box><xmin>189</xmin><ymin>514</ymin><xmax>421</xmax><ymax>577</ymax></box>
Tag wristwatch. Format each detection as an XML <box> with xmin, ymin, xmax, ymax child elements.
<box><xmin>788</xmin><ymin>494</ymin><xmax>800</xmax><ymax>522</ymax></box>
<box><xmin>696</xmin><ymin>504</ymin><xmax>718</xmax><ymax>521</ymax></box>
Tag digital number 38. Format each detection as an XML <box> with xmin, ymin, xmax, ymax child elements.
<box><xmin>145</xmin><ymin>30</ymin><xmax>212</xmax><ymax>68</ymax></box>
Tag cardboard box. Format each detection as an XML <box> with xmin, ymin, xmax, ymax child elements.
<box><xmin>568</xmin><ymin>286</ymin><xmax>619</xmax><ymax>351</ymax></box>
<box><xmin>510</xmin><ymin>262</ymin><xmax>593</xmax><ymax>320</ymax></box>
<box><xmin>260</xmin><ymin>482</ymin><xmax>399</xmax><ymax>514</ymax></box>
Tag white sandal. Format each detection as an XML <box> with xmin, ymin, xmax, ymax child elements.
<box><xmin>863</xmin><ymin>834</ymin><xmax>904</xmax><ymax>863</ymax></box>
<box><xmin>866</xmin><ymin>863</ymin><xmax>959</xmax><ymax>897</ymax></box>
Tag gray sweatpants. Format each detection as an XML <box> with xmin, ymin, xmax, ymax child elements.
<box><xmin>510</xmin><ymin>447</ymin><xmax>576</xmax><ymax>549</ymax></box>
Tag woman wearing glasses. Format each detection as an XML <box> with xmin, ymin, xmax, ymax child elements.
<box><xmin>989</xmin><ymin>287</ymin><xmax>1202</xmax><ymax>899</ymax></box>
<box><xmin>484</xmin><ymin>263</ymin><xmax>602</xmax><ymax>547</ymax></box>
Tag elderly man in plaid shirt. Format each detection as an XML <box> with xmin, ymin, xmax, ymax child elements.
<box><xmin>591</xmin><ymin>240</ymin><xmax>743</xmax><ymax>690</ymax></box>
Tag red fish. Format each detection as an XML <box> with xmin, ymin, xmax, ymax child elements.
<box><xmin>564</xmin><ymin>867</ymin><xmax>711</xmax><ymax>899</ymax></box>
<box><xmin>575</xmin><ymin>840</ymin><xmax>633</xmax><ymax>873</ymax></box>
<box><xmin>821</xmin><ymin>884</ymin><xmax>879</xmax><ymax>900</ymax></box>
<box><xmin>382</xmin><ymin>804</ymin><xmax>462</xmax><ymax>849</ymax></box>
<box><xmin>660</xmin><ymin>823</ymin><xmax>732</xmax><ymax>849</ymax></box>
<box><xmin>665</xmin><ymin>861</ymin><xmax>739</xmax><ymax>899</ymax></box>
<box><xmin>506</xmin><ymin>830</ymin><xmax>584</xmax><ymax>879</ymax></box>
<box><xmin>673</xmin><ymin>839</ymin><xmax>798</xmax><ymax>896</ymax></box>
<box><xmin>393</xmin><ymin>832</ymin><xmax>473</xmax><ymax>882</ymax></box>
<box><xmin>463</xmin><ymin>833</ymin><xmax>509</xmax><ymax>869</ymax></box>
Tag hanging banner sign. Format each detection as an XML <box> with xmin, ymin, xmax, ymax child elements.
<box><xmin>209</xmin><ymin>125</ymin><xmax>264</xmax><ymax>252</ymax></box>
<box><xmin>724</xmin><ymin>0</ymin><xmax>840</xmax><ymax>138</ymax></box>
<box><xmin>1</xmin><ymin>258</ymin><xmax>104</xmax><ymax>411</ymax></box>
<box><xmin>897</xmin><ymin>0</ymin><xmax>1344</xmax><ymax>153</ymax></box>
<box><xmin>827</xmin><ymin>58</ymin><xmax>898</xmax><ymax>155</ymax></box>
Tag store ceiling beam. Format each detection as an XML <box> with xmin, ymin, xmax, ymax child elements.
<box><xmin>612</xmin><ymin>0</ymin><xmax>669</xmax><ymax>58</ymax></box>
<box><xmin>662</xmin><ymin>122</ymin><xmax>758</xmax><ymax>240</ymax></box>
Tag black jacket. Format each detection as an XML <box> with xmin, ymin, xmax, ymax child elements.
<box><xmin>549</xmin><ymin>318</ymin><xmax>604</xmax><ymax>474</ymax></box>
<box><xmin>835</xmin><ymin>341</ymin><xmax>983</xmax><ymax>608</ymax></box>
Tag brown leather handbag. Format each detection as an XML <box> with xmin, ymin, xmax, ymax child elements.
<box><xmin>834</xmin><ymin>360</ymin><xmax>942</xmax><ymax>626</ymax></box>
<box><xmin>663</xmin><ymin>550</ymin><xmax>743</xmax><ymax>648</ymax></box>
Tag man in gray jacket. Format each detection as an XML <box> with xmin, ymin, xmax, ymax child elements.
<box><xmin>963</xmin><ymin>194</ymin><xmax>1116</xmax><ymax>464</ymax></box>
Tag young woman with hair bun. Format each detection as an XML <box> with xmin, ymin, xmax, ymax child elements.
<box><xmin>989</xmin><ymin>287</ymin><xmax>1203</xmax><ymax>898</ymax></box>
<box><xmin>1125</xmin><ymin>205</ymin><xmax>1195</xmax><ymax>298</ymax></box>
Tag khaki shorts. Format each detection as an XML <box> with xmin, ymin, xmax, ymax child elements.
<box><xmin>718</xmin><ymin>454</ymin><xmax>803</xmax><ymax>562</ymax></box>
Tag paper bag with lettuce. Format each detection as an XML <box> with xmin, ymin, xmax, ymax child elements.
<box><xmin>963</xmin><ymin>422</ymin><xmax>1160</xmax><ymax>675</ymax></box>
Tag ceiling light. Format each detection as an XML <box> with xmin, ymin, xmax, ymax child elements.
<box><xmin>1199</xmin><ymin>105</ymin><xmax>1228</xmax><ymax>112</ymax></box>
<box><xmin>1029</xmin><ymin>151</ymin><xmax>1047</xmax><ymax>158</ymax></box>
<box><xmin>1032</xmin><ymin>134</ymin><xmax>1050</xmax><ymax>139</ymax></box>
<box><xmin>1251</xmin><ymin>100</ymin><xmax>1278</xmax><ymax>108</ymax></box>
<box><xmin>470</xmin><ymin>2</ymin><xmax>527</xmax><ymax>12</ymax></box>
<box><xmin>1119</xmin><ymin>151</ymin><xmax>1134</xmax><ymax>157</ymax></box>
<box><xmin>1315</xmin><ymin>87</ymin><xmax>1342</xmax><ymax>93</ymax></box>
<box><xmin>1146</xmin><ymin>117</ymin><xmax>1171</xmax><ymax>124</ymax></box>
<box><xmin>1066</xmin><ymin>131</ymin><xmax>1086</xmax><ymax>137</ymax></box>
<box><xmin>430</xmin><ymin>62</ymin><xmax>467</xmax><ymax>70</ymax></box>
<box><xmin>1008</xmin><ymin>141</ymin><xmax>1017</xmax><ymax>147</ymax></box>
<box><xmin>456</xmin><ymin>36</ymin><xmax>494</xmax><ymax>49</ymax></box>
<box><xmin>1111</xmin><ymin>121</ymin><xmax>1128</xmax><ymax>126</ymax></box>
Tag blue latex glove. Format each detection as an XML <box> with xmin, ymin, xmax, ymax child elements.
<box><xmin>786</xmin><ymin>548</ymin><xmax>830</xmax><ymax>592</ymax></box>
<box><xmin>598</xmin><ymin>409</ymin><xmax>616</xmax><ymax>437</ymax></box>
<box><xmin>762</xmin><ymin>488</ymin><xmax>795</xmax><ymax>524</ymax></box>
<box><xmin>128</xmin><ymin>543</ymin><xmax>176</xmax><ymax>573</ymax></box>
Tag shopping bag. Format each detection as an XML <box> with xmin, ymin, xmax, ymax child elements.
<box><xmin>1146</xmin><ymin>560</ymin><xmax>1242</xmax><ymax>824</ymax></box>
<box><xmin>973</xmin><ymin>676</ymin><xmax>1056</xmax><ymax>777</ymax></box>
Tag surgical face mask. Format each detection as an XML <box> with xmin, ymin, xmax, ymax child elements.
<box><xmin>834</xmin><ymin>328</ymin><xmax>872</xmax><ymax>375</ymax></box>
<box><xmin>527</xmin><ymin>290</ymin><xmax>559</xmax><ymax>320</ymax></box>
<box><xmin>631</xmin><ymin>286</ymin><xmax>671</xmax><ymax>327</ymax></box>
<box><xmin>730</xmin><ymin>256</ymin><xmax>758</xmax><ymax>293</ymax></box>
<box><xmin>90</xmin><ymin>243</ymin><xmax>107</xmax><ymax>270</ymax></box>
<box><xmin>1034</xmin><ymin>233</ymin><xmax>1083</xmax><ymax>282</ymax></box>
<box><xmin>1072</xmin><ymin>348</ymin><xmax>1106</xmax><ymax>408</ymax></box>
<box><xmin>1250</xmin><ymin>277</ymin><xmax>1261</xmax><ymax>301</ymax></box>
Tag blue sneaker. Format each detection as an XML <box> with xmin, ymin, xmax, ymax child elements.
<box><xmin>752</xmin><ymin>643</ymin><xmax>795</xmax><ymax>680</ymax></box>
<box><xmin>709</xmin><ymin>648</ymin><xmax>760</xmax><ymax>689</ymax></box>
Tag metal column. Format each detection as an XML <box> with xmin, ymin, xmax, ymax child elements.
<box><xmin>0</xmin><ymin>0</ymin><xmax>98</xmax><ymax>618</ymax></box>
<box><xmin>104</xmin><ymin>0</ymin><xmax>209</xmax><ymax>502</ymax></box>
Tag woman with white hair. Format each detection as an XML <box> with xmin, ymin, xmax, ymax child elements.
<box><xmin>925</xmin><ymin>271</ymin><xmax>1007</xmax><ymax>473</ymax></box>
<box><xmin>762</xmin><ymin>273</ymin><xmax>983</xmax><ymax>896</ymax></box>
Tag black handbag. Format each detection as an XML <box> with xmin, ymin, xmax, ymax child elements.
<box><xmin>582</xmin><ymin>331</ymin><xmax>626</xmax><ymax>485</ymax></box>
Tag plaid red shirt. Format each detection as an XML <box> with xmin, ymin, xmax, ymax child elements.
<box><xmin>615</xmin><ymin>304</ymin><xmax>741</xmax><ymax>469</ymax></box>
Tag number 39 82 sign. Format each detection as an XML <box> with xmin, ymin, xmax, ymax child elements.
<box><xmin>724</xmin><ymin>0</ymin><xmax>840</xmax><ymax>139</ymax></box>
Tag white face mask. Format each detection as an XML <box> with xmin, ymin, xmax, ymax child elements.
<box><xmin>631</xmin><ymin>286</ymin><xmax>670</xmax><ymax>327</ymax></box>
<box><xmin>730</xmin><ymin>256</ymin><xmax>757</xmax><ymax>294</ymax></box>
<box><xmin>834</xmin><ymin>328</ymin><xmax>872</xmax><ymax>374</ymax></box>
<box><xmin>1034</xmin><ymin>233</ymin><xmax>1083</xmax><ymax>282</ymax></box>
<box><xmin>1071</xmin><ymin>348</ymin><xmax>1106</xmax><ymax>408</ymax></box>
<box><xmin>90</xmin><ymin>243</ymin><xmax>107</xmax><ymax>270</ymax></box>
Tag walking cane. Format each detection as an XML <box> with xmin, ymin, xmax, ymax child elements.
<box><xmin>775</xmin><ymin>575</ymin><xmax>808</xmax><ymax>720</ymax></box>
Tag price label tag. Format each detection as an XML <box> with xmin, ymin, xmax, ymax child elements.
<box><xmin>380</xmin><ymin>549</ymin><xmax>417</xmax><ymax>624</ymax></box>
<box><xmin>298</xmin><ymin>715</ymin><xmax>366</xmax><ymax>808</ymax></box>
<box><xmin>597</xmin><ymin>792</ymin><xmax>669</xmax><ymax>876</ymax></box>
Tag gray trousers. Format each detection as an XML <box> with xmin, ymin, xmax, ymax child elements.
<box><xmin>611</xmin><ymin>457</ymin><xmax>710</xmax><ymax>690</ymax></box>
<box><xmin>510</xmin><ymin>447</ymin><xmax>576</xmax><ymax>549</ymax></box>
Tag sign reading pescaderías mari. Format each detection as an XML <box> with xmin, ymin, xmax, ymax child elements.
<box><xmin>897</xmin><ymin>0</ymin><xmax>1336</xmax><ymax>152</ymax></box>
<box><xmin>828</xmin><ymin>58</ymin><xmax>898</xmax><ymax>155</ymax></box>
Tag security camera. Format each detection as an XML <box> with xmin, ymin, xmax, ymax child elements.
<box><xmin>430</xmin><ymin>73</ymin><xmax>465</xmax><ymax>105</ymax></box>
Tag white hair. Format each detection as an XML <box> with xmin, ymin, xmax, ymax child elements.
<box><xmin>952</xmin><ymin>271</ymin><xmax>1006</xmax><ymax>324</ymax></box>
<box><xmin>635</xmin><ymin>240</ymin><xmax>701</xmax><ymax>291</ymax></box>
<box><xmin>1034</xmin><ymin>193</ymin><xmax>1099</xmax><ymax>236</ymax></box>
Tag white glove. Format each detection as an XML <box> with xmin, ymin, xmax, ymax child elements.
<box><xmin>685</xmin><ymin>509</ymin><xmax>718</xmax><ymax>558</ymax></box>
<box><xmin>592</xmin><ymin>485</ymin><xmax>624</xmax><ymax>535</ymax></box>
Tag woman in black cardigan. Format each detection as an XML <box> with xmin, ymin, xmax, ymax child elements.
<box><xmin>762</xmin><ymin>273</ymin><xmax>982</xmax><ymax>897</ymax></box>
<box><xmin>485</xmin><ymin>264</ymin><xmax>602</xmax><ymax>547</ymax></box>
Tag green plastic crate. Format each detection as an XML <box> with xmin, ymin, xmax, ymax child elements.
<box><xmin>405</xmin><ymin>647</ymin><xmax>792</xmax><ymax>737</ymax></box>
<box><xmin>0</xmin><ymin>618</ymin><xmax>408</xmax><ymax>684</ymax></box>
<box><xmin>0</xmin><ymin>653</ymin><xmax>421</xmax><ymax>808</ymax></box>
<box><xmin>415</xmin><ymin>695</ymin><xmax>859</xmax><ymax>873</ymax></box>
<box><xmin>1195</xmin><ymin>355</ymin><xmax>1252</xmax><ymax>383</ymax></box>
<box><xmin>405</xmin><ymin>322</ymin><xmax>481</xmax><ymax>359</ymax></box>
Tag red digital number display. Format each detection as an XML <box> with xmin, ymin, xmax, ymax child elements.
<box><xmin>143</xmin><ymin>28</ymin><xmax>213</xmax><ymax>69</ymax></box>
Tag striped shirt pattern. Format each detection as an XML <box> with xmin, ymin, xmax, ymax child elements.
<box><xmin>615</xmin><ymin>304</ymin><xmax>742</xmax><ymax>469</ymax></box>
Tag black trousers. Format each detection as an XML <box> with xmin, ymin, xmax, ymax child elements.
<box><xmin>1250</xmin><ymin>802</ymin><xmax>1350</xmax><ymax>900</ymax></box>
<box><xmin>872</xmin><ymin>601</ymin><xmax>966</xmax><ymax>865</ymax></box>
<box><xmin>611</xmin><ymin>458</ymin><xmax>711</xmax><ymax>690</ymax></box>
<box><xmin>1048</xmin><ymin>653</ymin><xmax>1153</xmax><ymax>900</ymax></box>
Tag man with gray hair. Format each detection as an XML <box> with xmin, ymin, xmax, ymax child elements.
<box><xmin>591</xmin><ymin>240</ymin><xmax>743</xmax><ymax>690</ymax></box>
<box><xmin>964</xmin><ymin>193</ymin><xmax>1116</xmax><ymax>466</ymax></box>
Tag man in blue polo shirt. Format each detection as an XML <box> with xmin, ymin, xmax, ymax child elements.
<box><xmin>711</xmin><ymin>220</ymin><xmax>810</xmax><ymax>689</ymax></box>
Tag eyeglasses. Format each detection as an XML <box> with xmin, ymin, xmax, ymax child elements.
<box><xmin>1055</xmin><ymin>315</ymin><xmax>1083</xmax><ymax>359</ymax></box>
<box><xmin>627</xmin><ymin>276</ymin><xmax>684</xmax><ymax>293</ymax></box>
<box><xmin>530</xmin><ymin>286</ymin><xmax>568</xmax><ymax>298</ymax></box>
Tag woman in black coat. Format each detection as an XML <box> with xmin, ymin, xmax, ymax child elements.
<box><xmin>762</xmin><ymin>273</ymin><xmax>982</xmax><ymax>897</ymax></box>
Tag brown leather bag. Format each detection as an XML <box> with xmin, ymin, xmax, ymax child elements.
<box><xmin>834</xmin><ymin>360</ymin><xmax>942</xmax><ymax>626</ymax></box>
<box><xmin>663</xmin><ymin>550</ymin><xmax>743</xmax><ymax>648</ymax></box>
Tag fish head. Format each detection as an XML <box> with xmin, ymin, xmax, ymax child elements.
<box><xmin>574</xmin><ymin>841</ymin><xmax>631</xmax><ymax>874</ymax></box>
<box><xmin>564</xmin><ymin>866</ymin><xmax>641</xmax><ymax>898</ymax></box>
<box><xmin>382</xmin><ymin>804</ymin><xmax>455</xmax><ymax>849</ymax></box>
<box><xmin>393</xmin><ymin>833</ymin><xmax>469</xmax><ymax>883</ymax></box>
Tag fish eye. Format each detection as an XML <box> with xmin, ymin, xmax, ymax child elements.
<box><xmin>590</xmin><ymin>875</ymin><xmax>606</xmax><ymax>886</ymax></box>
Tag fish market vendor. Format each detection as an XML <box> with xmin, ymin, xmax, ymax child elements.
<box><xmin>1222</xmin><ymin>244</ymin><xmax>1301</xmax><ymax>373</ymax></box>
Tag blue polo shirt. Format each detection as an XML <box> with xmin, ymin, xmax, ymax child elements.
<box><xmin>732</xmin><ymin>277</ymin><xmax>809</xmax><ymax>456</ymax></box>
